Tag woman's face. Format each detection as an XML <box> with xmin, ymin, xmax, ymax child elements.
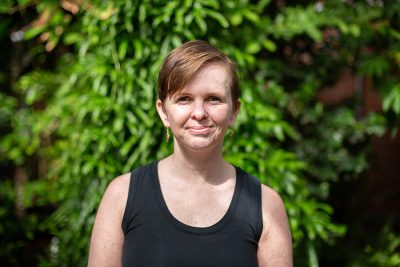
<box><xmin>157</xmin><ymin>63</ymin><xmax>240</xmax><ymax>152</ymax></box>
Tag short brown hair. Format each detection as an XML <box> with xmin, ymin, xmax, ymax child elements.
<box><xmin>157</xmin><ymin>40</ymin><xmax>239</xmax><ymax>108</ymax></box>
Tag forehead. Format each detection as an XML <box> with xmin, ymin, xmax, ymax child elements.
<box><xmin>177</xmin><ymin>63</ymin><xmax>230</xmax><ymax>94</ymax></box>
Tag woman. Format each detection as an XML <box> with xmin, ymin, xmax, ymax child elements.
<box><xmin>88</xmin><ymin>40</ymin><xmax>292</xmax><ymax>266</ymax></box>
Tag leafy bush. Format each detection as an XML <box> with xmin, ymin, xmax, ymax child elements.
<box><xmin>1</xmin><ymin>0</ymin><xmax>399</xmax><ymax>266</ymax></box>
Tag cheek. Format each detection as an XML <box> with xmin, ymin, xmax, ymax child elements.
<box><xmin>208</xmin><ymin>106</ymin><xmax>232</xmax><ymax>123</ymax></box>
<box><xmin>166</xmin><ymin>106</ymin><xmax>191</xmax><ymax>124</ymax></box>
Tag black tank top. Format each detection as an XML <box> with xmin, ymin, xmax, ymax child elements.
<box><xmin>121</xmin><ymin>161</ymin><xmax>263</xmax><ymax>267</ymax></box>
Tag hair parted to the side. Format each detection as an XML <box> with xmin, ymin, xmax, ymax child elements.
<box><xmin>157</xmin><ymin>40</ymin><xmax>240</xmax><ymax>109</ymax></box>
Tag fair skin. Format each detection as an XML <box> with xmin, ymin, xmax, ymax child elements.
<box><xmin>88</xmin><ymin>63</ymin><xmax>292</xmax><ymax>266</ymax></box>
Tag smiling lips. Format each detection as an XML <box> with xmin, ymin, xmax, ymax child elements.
<box><xmin>187</xmin><ymin>126</ymin><xmax>212</xmax><ymax>135</ymax></box>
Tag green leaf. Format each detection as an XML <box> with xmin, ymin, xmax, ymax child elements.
<box><xmin>262</xmin><ymin>39</ymin><xmax>276</xmax><ymax>52</ymax></box>
<box><xmin>242</xmin><ymin>9</ymin><xmax>260</xmax><ymax>23</ymax></box>
<box><xmin>307</xmin><ymin>241</ymin><xmax>319</xmax><ymax>267</ymax></box>
<box><xmin>0</xmin><ymin>0</ymin><xmax>14</xmax><ymax>13</ymax></box>
<box><xmin>206</xmin><ymin>9</ymin><xmax>229</xmax><ymax>28</ymax></box>
<box><xmin>64</xmin><ymin>32</ymin><xmax>83</xmax><ymax>45</ymax></box>
<box><xmin>383</xmin><ymin>84</ymin><xmax>400</xmax><ymax>114</ymax></box>
<box><xmin>359</xmin><ymin>55</ymin><xmax>390</xmax><ymax>77</ymax></box>
<box><xmin>23</xmin><ymin>25</ymin><xmax>47</xmax><ymax>40</ymax></box>
<box><xmin>246</xmin><ymin>41</ymin><xmax>261</xmax><ymax>54</ymax></box>
<box><xmin>229</xmin><ymin>12</ymin><xmax>243</xmax><ymax>26</ymax></box>
<box><xmin>194</xmin><ymin>10</ymin><xmax>207</xmax><ymax>33</ymax></box>
<box><xmin>118</xmin><ymin>40</ymin><xmax>128</xmax><ymax>60</ymax></box>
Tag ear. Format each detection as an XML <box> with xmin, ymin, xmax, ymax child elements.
<box><xmin>156</xmin><ymin>99</ymin><xmax>170</xmax><ymax>127</ymax></box>
<box><xmin>228</xmin><ymin>100</ymin><xmax>241</xmax><ymax>127</ymax></box>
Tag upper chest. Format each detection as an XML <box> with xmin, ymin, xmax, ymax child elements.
<box><xmin>158</xmin><ymin>175</ymin><xmax>236</xmax><ymax>227</ymax></box>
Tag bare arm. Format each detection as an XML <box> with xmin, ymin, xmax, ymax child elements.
<box><xmin>88</xmin><ymin>173</ymin><xmax>130</xmax><ymax>267</ymax></box>
<box><xmin>257</xmin><ymin>185</ymin><xmax>293</xmax><ymax>267</ymax></box>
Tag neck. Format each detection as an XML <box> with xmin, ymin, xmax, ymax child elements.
<box><xmin>165</xmin><ymin>141</ymin><xmax>230</xmax><ymax>184</ymax></box>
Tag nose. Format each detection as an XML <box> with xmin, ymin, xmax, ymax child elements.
<box><xmin>191</xmin><ymin>101</ymin><xmax>208</xmax><ymax>120</ymax></box>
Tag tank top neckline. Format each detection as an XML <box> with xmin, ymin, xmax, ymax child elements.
<box><xmin>151</xmin><ymin>161</ymin><xmax>243</xmax><ymax>235</ymax></box>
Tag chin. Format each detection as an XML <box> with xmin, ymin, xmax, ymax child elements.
<box><xmin>187</xmin><ymin>139</ymin><xmax>223</xmax><ymax>151</ymax></box>
<box><xmin>176</xmin><ymin>134</ymin><xmax>224</xmax><ymax>151</ymax></box>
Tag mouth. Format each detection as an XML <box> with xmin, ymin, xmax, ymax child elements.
<box><xmin>187</xmin><ymin>126</ymin><xmax>212</xmax><ymax>135</ymax></box>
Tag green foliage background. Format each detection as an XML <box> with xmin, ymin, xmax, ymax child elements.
<box><xmin>1</xmin><ymin>0</ymin><xmax>399</xmax><ymax>266</ymax></box>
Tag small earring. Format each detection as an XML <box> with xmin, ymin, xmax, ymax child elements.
<box><xmin>228</xmin><ymin>128</ymin><xmax>233</xmax><ymax>140</ymax></box>
<box><xmin>166</xmin><ymin>127</ymin><xmax>170</xmax><ymax>142</ymax></box>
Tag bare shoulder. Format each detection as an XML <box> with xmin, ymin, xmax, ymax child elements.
<box><xmin>88</xmin><ymin>172</ymin><xmax>131</xmax><ymax>267</ymax></box>
<box><xmin>260</xmin><ymin>185</ymin><xmax>286</xmax><ymax>218</ymax></box>
<box><xmin>259</xmin><ymin>185</ymin><xmax>290</xmax><ymax>238</ymax></box>
<box><xmin>92</xmin><ymin>172</ymin><xmax>132</xmax><ymax>231</ymax></box>
<box><xmin>261</xmin><ymin>185</ymin><xmax>283</xmax><ymax>204</ymax></box>
<box><xmin>99</xmin><ymin>172</ymin><xmax>131</xmax><ymax>215</ymax></box>
<box><xmin>258</xmin><ymin>184</ymin><xmax>293</xmax><ymax>267</ymax></box>
<box><xmin>108</xmin><ymin>172</ymin><xmax>131</xmax><ymax>189</ymax></box>
<box><xmin>104</xmin><ymin>173</ymin><xmax>131</xmax><ymax>202</ymax></box>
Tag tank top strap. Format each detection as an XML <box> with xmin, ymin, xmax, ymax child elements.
<box><xmin>121</xmin><ymin>162</ymin><xmax>156</xmax><ymax>234</ymax></box>
<box><xmin>234</xmin><ymin>166</ymin><xmax>263</xmax><ymax>241</ymax></box>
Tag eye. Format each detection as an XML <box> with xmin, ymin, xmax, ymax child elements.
<box><xmin>176</xmin><ymin>96</ymin><xmax>191</xmax><ymax>104</ymax></box>
<box><xmin>207</xmin><ymin>96</ymin><xmax>222</xmax><ymax>103</ymax></box>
